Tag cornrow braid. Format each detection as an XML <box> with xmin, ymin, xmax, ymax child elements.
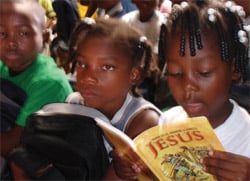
<box><xmin>158</xmin><ymin>22</ymin><xmax>167</xmax><ymax>71</ymax></box>
<box><xmin>131</xmin><ymin>36</ymin><xmax>154</xmax><ymax>96</ymax></box>
<box><xmin>224</xmin><ymin>1</ymin><xmax>249</xmax><ymax>80</ymax></box>
<box><xmin>163</xmin><ymin>0</ymin><xmax>249</xmax><ymax>81</ymax></box>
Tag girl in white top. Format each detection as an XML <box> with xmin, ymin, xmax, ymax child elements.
<box><xmin>113</xmin><ymin>0</ymin><xmax>250</xmax><ymax>180</ymax></box>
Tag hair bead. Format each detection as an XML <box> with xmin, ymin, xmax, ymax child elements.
<box><xmin>83</xmin><ymin>17</ymin><xmax>96</xmax><ymax>25</ymax></box>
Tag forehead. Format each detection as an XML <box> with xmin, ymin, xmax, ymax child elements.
<box><xmin>0</xmin><ymin>2</ymin><xmax>45</xmax><ymax>29</ymax></box>
<box><xmin>165</xmin><ymin>31</ymin><xmax>221</xmax><ymax>61</ymax></box>
<box><xmin>132</xmin><ymin>0</ymin><xmax>158</xmax><ymax>5</ymax></box>
<box><xmin>76</xmin><ymin>36</ymin><xmax>132</xmax><ymax>61</ymax></box>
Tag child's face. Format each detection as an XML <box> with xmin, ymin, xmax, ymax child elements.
<box><xmin>165</xmin><ymin>32</ymin><xmax>235</xmax><ymax>123</ymax></box>
<box><xmin>75</xmin><ymin>37</ymin><xmax>139</xmax><ymax>117</ymax></box>
<box><xmin>0</xmin><ymin>3</ymin><xmax>44</xmax><ymax>72</ymax></box>
<box><xmin>132</xmin><ymin>0</ymin><xmax>157</xmax><ymax>17</ymax></box>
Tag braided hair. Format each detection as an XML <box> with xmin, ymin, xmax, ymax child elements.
<box><xmin>68</xmin><ymin>17</ymin><xmax>154</xmax><ymax>96</ymax></box>
<box><xmin>158</xmin><ymin>0</ymin><xmax>249</xmax><ymax>81</ymax></box>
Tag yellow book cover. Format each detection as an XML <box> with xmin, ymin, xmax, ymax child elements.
<box><xmin>95</xmin><ymin>116</ymin><xmax>224</xmax><ymax>181</ymax></box>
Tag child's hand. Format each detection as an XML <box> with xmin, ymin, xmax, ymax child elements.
<box><xmin>201</xmin><ymin>150</ymin><xmax>250</xmax><ymax>181</ymax></box>
<box><xmin>110</xmin><ymin>150</ymin><xmax>142</xmax><ymax>180</ymax></box>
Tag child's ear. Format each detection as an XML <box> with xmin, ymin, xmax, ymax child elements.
<box><xmin>231</xmin><ymin>59</ymin><xmax>242</xmax><ymax>81</ymax></box>
<box><xmin>130</xmin><ymin>67</ymin><xmax>142</xmax><ymax>85</ymax></box>
<box><xmin>42</xmin><ymin>29</ymin><xmax>50</xmax><ymax>46</ymax></box>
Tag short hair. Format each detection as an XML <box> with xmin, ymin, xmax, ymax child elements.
<box><xmin>0</xmin><ymin>0</ymin><xmax>46</xmax><ymax>29</ymax></box>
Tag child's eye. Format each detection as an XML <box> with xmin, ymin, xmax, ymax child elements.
<box><xmin>102</xmin><ymin>65</ymin><xmax>115</xmax><ymax>71</ymax></box>
<box><xmin>197</xmin><ymin>71</ymin><xmax>211</xmax><ymax>77</ymax></box>
<box><xmin>19</xmin><ymin>31</ymin><xmax>31</xmax><ymax>37</ymax></box>
<box><xmin>166</xmin><ymin>71</ymin><xmax>182</xmax><ymax>78</ymax></box>
<box><xmin>0</xmin><ymin>31</ymin><xmax>7</xmax><ymax>39</ymax></box>
<box><xmin>76</xmin><ymin>61</ymin><xmax>86</xmax><ymax>68</ymax></box>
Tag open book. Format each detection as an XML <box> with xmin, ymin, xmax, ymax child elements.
<box><xmin>95</xmin><ymin>116</ymin><xmax>225</xmax><ymax>181</ymax></box>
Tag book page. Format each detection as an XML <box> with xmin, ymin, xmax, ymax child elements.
<box><xmin>133</xmin><ymin>116</ymin><xmax>224</xmax><ymax>181</ymax></box>
<box><xmin>95</xmin><ymin>118</ymin><xmax>155</xmax><ymax>181</ymax></box>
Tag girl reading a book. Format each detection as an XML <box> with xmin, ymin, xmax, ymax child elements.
<box><xmin>111</xmin><ymin>0</ymin><xmax>250</xmax><ymax>180</ymax></box>
<box><xmin>66</xmin><ymin>17</ymin><xmax>162</xmax><ymax>179</ymax></box>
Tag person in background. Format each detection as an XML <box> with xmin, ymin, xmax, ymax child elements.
<box><xmin>0</xmin><ymin>0</ymin><xmax>73</xmax><ymax>172</ymax></box>
<box><xmin>121</xmin><ymin>0</ymin><xmax>137</xmax><ymax>13</ymax></box>
<box><xmin>38</xmin><ymin>0</ymin><xmax>57</xmax><ymax>55</ymax></box>
<box><xmin>52</xmin><ymin>0</ymin><xmax>80</xmax><ymax>45</ymax></box>
<box><xmin>38</xmin><ymin>0</ymin><xmax>57</xmax><ymax>29</ymax></box>
<box><xmin>121</xmin><ymin>0</ymin><xmax>164</xmax><ymax>104</ymax></box>
<box><xmin>66</xmin><ymin>17</ymin><xmax>162</xmax><ymax>180</ymax></box>
<box><xmin>95</xmin><ymin>0</ymin><xmax>127</xmax><ymax>18</ymax></box>
<box><xmin>108</xmin><ymin>0</ymin><xmax>250</xmax><ymax>180</ymax></box>
<box><xmin>77</xmin><ymin>0</ymin><xmax>98</xmax><ymax>19</ymax></box>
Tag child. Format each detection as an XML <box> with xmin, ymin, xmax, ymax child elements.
<box><xmin>122</xmin><ymin>0</ymin><xmax>165</xmax><ymax>55</ymax></box>
<box><xmin>65</xmin><ymin>16</ymin><xmax>162</xmax><ymax>179</ymax></box>
<box><xmin>66</xmin><ymin>17</ymin><xmax>163</xmax><ymax>179</ymax></box>
<box><xmin>110</xmin><ymin>0</ymin><xmax>250</xmax><ymax>180</ymax></box>
<box><xmin>121</xmin><ymin>0</ymin><xmax>164</xmax><ymax>104</ymax></box>
<box><xmin>0</xmin><ymin>0</ymin><xmax>72</xmax><ymax>164</ymax></box>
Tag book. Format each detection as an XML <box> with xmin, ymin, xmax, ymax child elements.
<box><xmin>95</xmin><ymin>116</ymin><xmax>225</xmax><ymax>181</ymax></box>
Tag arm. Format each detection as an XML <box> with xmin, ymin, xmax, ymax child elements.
<box><xmin>85</xmin><ymin>1</ymin><xmax>97</xmax><ymax>17</ymax></box>
<box><xmin>0</xmin><ymin>126</ymin><xmax>24</xmax><ymax>157</ymax></box>
<box><xmin>201</xmin><ymin>150</ymin><xmax>250</xmax><ymax>181</ymax></box>
<box><xmin>103</xmin><ymin>109</ymin><xmax>160</xmax><ymax>180</ymax></box>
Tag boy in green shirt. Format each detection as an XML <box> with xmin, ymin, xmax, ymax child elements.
<box><xmin>0</xmin><ymin>0</ymin><xmax>72</xmax><ymax>158</ymax></box>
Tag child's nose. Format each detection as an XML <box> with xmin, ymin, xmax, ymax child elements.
<box><xmin>183</xmin><ymin>75</ymin><xmax>198</xmax><ymax>100</ymax></box>
<box><xmin>78</xmin><ymin>69</ymin><xmax>98</xmax><ymax>85</ymax></box>
<box><xmin>7</xmin><ymin>41</ymin><xmax>18</xmax><ymax>50</ymax></box>
<box><xmin>6</xmin><ymin>34</ymin><xmax>18</xmax><ymax>50</ymax></box>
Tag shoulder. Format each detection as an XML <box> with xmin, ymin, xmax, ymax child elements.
<box><xmin>228</xmin><ymin>99</ymin><xmax>250</xmax><ymax>124</ymax></box>
<box><xmin>125</xmin><ymin>107</ymin><xmax>160</xmax><ymax>139</ymax></box>
<box><xmin>121</xmin><ymin>10</ymin><xmax>138</xmax><ymax>21</ymax></box>
<box><xmin>124</xmin><ymin>96</ymin><xmax>161</xmax><ymax>138</ymax></box>
<box><xmin>154</xmin><ymin>10</ymin><xmax>167</xmax><ymax>24</ymax></box>
<box><xmin>34</xmin><ymin>55</ymin><xmax>71</xmax><ymax>83</ymax></box>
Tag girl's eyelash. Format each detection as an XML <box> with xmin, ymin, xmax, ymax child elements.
<box><xmin>76</xmin><ymin>61</ymin><xmax>85</xmax><ymax>67</ymax></box>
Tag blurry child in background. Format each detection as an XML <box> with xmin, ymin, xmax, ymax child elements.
<box><xmin>109</xmin><ymin>0</ymin><xmax>250</xmax><ymax>180</ymax></box>
<box><xmin>121</xmin><ymin>0</ymin><xmax>163</xmax><ymax>104</ymax></box>
<box><xmin>0</xmin><ymin>0</ymin><xmax>72</xmax><ymax>172</ymax></box>
<box><xmin>66</xmin><ymin>17</ymin><xmax>162</xmax><ymax>179</ymax></box>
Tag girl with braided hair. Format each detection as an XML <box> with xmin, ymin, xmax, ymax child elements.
<box><xmin>66</xmin><ymin>17</ymin><xmax>162</xmax><ymax>179</ymax></box>
<box><xmin>109</xmin><ymin>0</ymin><xmax>250</xmax><ymax>180</ymax></box>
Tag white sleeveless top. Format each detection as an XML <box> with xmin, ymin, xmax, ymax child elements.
<box><xmin>159</xmin><ymin>99</ymin><xmax>250</xmax><ymax>158</ymax></box>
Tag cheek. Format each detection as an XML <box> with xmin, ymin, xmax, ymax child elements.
<box><xmin>167</xmin><ymin>78</ymin><xmax>182</xmax><ymax>98</ymax></box>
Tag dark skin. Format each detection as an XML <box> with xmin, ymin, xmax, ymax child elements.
<box><xmin>107</xmin><ymin>31</ymin><xmax>250</xmax><ymax>180</ymax></box>
<box><xmin>75</xmin><ymin>37</ymin><xmax>159</xmax><ymax>180</ymax></box>
<box><xmin>166</xmin><ymin>32</ymin><xmax>234</xmax><ymax>129</ymax></box>
<box><xmin>0</xmin><ymin>2</ymin><xmax>49</xmax><ymax>180</ymax></box>
<box><xmin>0</xmin><ymin>2</ymin><xmax>47</xmax><ymax>157</ymax></box>
<box><xmin>165</xmin><ymin>32</ymin><xmax>250</xmax><ymax>181</ymax></box>
<box><xmin>94</xmin><ymin>0</ymin><xmax>120</xmax><ymax>12</ymax></box>
<box><xmin>132</xmin><ymin>0</ymin><xmax>158</xmax><ymax>22</ymax></box>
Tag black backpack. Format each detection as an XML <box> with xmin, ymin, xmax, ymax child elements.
<box><xmin>2</xmin><ymin>103</ymin><xmax>110</xmax><ymax>180</ymax></box>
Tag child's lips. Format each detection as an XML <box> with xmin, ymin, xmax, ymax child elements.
<box><xmin>81</xmin><ymin>89</ymin><xmax>97</xmax><ymax>99</ymax></box>
<box><xmin>184</xmin><ymin>103</ymin><xmax>203</xmax><ymax>114</ymax></box>
<box><xmin>4</xmin><ymin>52</ymin><xmax>20</xmax><ymax>61</ymax></box>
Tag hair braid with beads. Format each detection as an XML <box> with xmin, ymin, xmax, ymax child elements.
<box><xmin>158</xmin><ymin>0</ymin><xmax>249</xmax><ymax>81</ymax></box>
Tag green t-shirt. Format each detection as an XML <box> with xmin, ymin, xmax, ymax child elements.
<box><xmin>0</xmin><ymin>54</ymin><xmax>73</xmax><ymax>126</ymax></box>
